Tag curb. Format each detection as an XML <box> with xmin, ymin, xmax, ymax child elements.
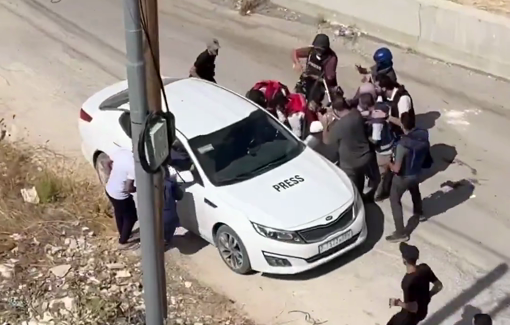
<box><xmin>271</xmin><ymin>0</ymin><xmax>510</xmax><ymax>80</ymax></box>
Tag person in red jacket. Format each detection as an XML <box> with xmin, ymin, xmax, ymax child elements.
<box><xmin>247</xmin><ymin>80</ymin><xmax>308</xmax><ymax>138</ymax></box>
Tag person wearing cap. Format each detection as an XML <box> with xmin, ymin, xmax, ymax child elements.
<box><xmin>189</xmin><ymin>38</ymin><xmax>220</xmax><ymax>83</ymax></box>
<box><xmin>292</xmin><ymin>33</ymin><xmax>343</xmax><ymax>110</ymax></box>
<box><xmin>473</xmin><ymin>314</ymin><xmax>493</xmax><ymax>325</ymax></box>
<box><xmin>388</xmin><ymin>243</ymin><xmax>443</xmax><ymax>325</ymax></box>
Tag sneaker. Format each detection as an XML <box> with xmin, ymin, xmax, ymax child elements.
<box><xmin>385</xmin><ymin>233</ymin><xmax>410</xmax><ymax>243</ymax></box>
<box><xmin>418</xmin><ymin>214</ymin><xmax>428</xmax><ymax>222</ymax></box>
<box><xmin>118</xmin><ymin>242</ymin><xmax>141</xmax><ymax>251</ymax></box>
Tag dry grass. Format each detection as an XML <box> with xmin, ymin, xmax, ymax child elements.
<box><xmin>0</xmin><ymin>141</ymin><xmax>113</xmax><ymax>251</ymax></box>
<box><xmin>237</xmin><ymin>0</ymin><xmax>268</xmax><ymax>15</ymax></box>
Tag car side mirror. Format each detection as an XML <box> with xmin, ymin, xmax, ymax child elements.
<box><xmin>177</xmin><ymin>170</ymin><xmax>194</xmax><ymax>183</ymax></box>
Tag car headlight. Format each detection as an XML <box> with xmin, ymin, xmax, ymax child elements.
<box><xmin>252</xmin><ymin>223</ymin><xmax>303</xmax><ymax>244</ymax></box>
<box><xmin>352</xmin><ymin>183</ymin><xmax>364</xmax><ymax>217</ymax></box>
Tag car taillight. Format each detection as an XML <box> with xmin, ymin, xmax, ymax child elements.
<box><xmin>80</xmin><ymin>108</ymin><xmax>93</xmax><ymax>122</ymax></box>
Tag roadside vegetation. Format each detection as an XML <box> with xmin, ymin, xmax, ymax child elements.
<box><xmin>0</xmin><ymin>140</ymin><xmax>254</xmax><ymax>324</ymax></box>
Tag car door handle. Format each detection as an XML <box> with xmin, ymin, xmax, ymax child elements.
<box><xmin>204</xmin><ymin>198</ymin><xmax>217</xmax><ymax>208</ymax></box>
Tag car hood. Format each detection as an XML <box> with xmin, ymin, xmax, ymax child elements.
<box><xmin>216</xmin><ymin>148</ymin><xmax>354</xmax><ymax>230</ymax></box>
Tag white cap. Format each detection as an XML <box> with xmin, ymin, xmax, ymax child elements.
<box><xmin>309</xmin><ymin>121</ymin><xmax>323</xmax><ymax>133</ymax></box>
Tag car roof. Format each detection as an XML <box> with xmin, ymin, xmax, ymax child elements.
<box><xmin>96</xmin><ymin>78</ymin><xmax>258</xmax><ymax>139</ymax></box>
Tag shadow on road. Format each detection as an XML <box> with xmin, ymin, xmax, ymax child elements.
<box><xmin>453</xmin><ymin>305</ymin><xmax>482</xmax><ymax>325</ymax></box>
<box><xmin>405</xmin><ymin>179</ymin><xmax>475</xmax><ymax>235</ymax></box>
<box><xmin>416</xmin><ymin>111</ymin><xmax>441</xmax><ymax>130</ymax></box>
<box><xmin>420</xmin><ymin>143</ymin><xmax>458</xmax><ymax>183</ymax></box>
<box><xmin>168</xmin><ymin>231</ymin><xmax>209</xmax><ymax>255</ymax></box>
<box><xmin>264</xmin><ymin>202</ymin><xmax>385</xmax><ymax>281</ymax></box>
<box><xmin>421</xmin><ymin>263</ymin><xmax>508</xmax><ymax>325</ymax></box>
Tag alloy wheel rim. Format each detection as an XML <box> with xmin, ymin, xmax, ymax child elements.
<box><xmin>218</xmin><ymin>232</ymin><xmax>244</xmax><ymax>270</ymax></box>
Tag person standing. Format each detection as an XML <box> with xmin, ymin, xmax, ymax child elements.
<box><xmin>189</xmin><ymin>38</ymin><xmax>220</xmax><ymax>83</ymax></box>
<box><xmin>163</xmin><ymin>166</ymin><xmax>184</xmax><ymax>247</ymax></box>
<box><xmin>387</xmin><ymin>112</ymin><xmax>431</xmax><ymax>243</ymax></box>
<box><xmin>105</xmin><ymin>148</ymin><xmax>139</xmax><ymax>249</ymax></box>
<box><xmin>356</xmin><ymin>47</ymin><xmax>398</xmax><ymax>84</ymax></box>
<box><xmin>388</xmin><ymin>243</ymin><xmax>443</xmax><ymax>325</ymax></box>
<box><xmin>375</xmin><ymin>74</ymin><xmax>415</xmax><ymax>139</ymax></box>
<box><xmin>473</xmin><ymin>314</ymin><xmax>493</xmax><ymax>325</ymax></box>
<box><xmin>321</xmin><ymin>97</ymin><xmax>380</xmax><ymax>199</ymax></box>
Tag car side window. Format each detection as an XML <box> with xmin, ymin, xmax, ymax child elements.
<box><xmin>119</xmin><ymin>112</ymin><xmax>132</xmax><ymax>139</ymax></box>
<box><xmin>170</xmin><ymin>140</ymin><xmax>203</xmax><ymax>186</ymax></box>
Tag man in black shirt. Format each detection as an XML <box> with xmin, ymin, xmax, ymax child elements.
<box><xmin>189</xmin><ymin>38</ymin><xmax>220</xmax><ymax>83</ymax></box>
<box><xmin>388</xmin><ymin>243</ymin><xmax>443</xmax><ymax>325</ymax></box>
<box><xmin>321</xmin><ymin>97</ymin><xmax>380</xmax><ymax>198</ymax></box>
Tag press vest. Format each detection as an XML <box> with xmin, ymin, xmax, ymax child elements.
<box><xmin>389</xmin><ymin>86</ymin><xmax>415</xmax><ymax>136</ymax></box>
<box><xmin>368</xmin><ymin>118</ymin><xmax>395</xmax><ymax>154</ymax></box>
<box><xmin>398</xmin><ymin>128</ymin><xmax>430</xmax><ymax>176</ymax></box>
<box><xmin>305</xmin><ymin>49</ymin><xmax>326</xmax><ymax>78</ymax></box>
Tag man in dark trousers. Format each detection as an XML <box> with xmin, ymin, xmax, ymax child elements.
<box><xmin>189</xmin><ymin>38</ymin><xmax>220</xmax><ymax>83</ymax></box>
<box><xmin>473</xmin><ymin>314</ymin><xmax>493</xmax><ymax>325</ymax></box>
<box><xmin>388</xmin><ymin>243</ymin><xmax>443</xmax><ymax>325</ymax></box>
<box><xmin>321</xmin><ymin>97</ymin><xmax>380</xmax><ymax>200</ymax></box>
<box><xmin>387</xmin><ymin>112</ymin><xmax>431</xmax><ymax>243</ymax></box>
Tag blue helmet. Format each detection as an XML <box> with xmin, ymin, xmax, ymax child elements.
<box><xmin>373</xmin><ymin>47</ymin><xmax>393</xmax><ymax>64</ymax></box>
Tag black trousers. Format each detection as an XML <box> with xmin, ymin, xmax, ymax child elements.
<box><xmin>389</xmin><ymin>175</ymin><xmax>423</xmax><ymax>235</ymax></box>
<box><xmin>341</xmin><ymin>154</ymin><xmax>380</xmax><ymax>198</ymax></box>
<box><xmin>106</xmin><ymin>192</ymin><xmax>138</xmax><ymax>244</ymax></box>
<box><xmin>387</xmin><ymin>309</ymin><xmax>426</xmax><ymax>325</ymax></box>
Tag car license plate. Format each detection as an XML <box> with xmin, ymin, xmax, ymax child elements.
<box><xmin>318</xmin><ymin>231</ymin><xmax>353</xmax><ymax>254</ymax></box>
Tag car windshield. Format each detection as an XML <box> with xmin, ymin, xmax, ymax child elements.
<box><xmin>188</xmin><ymin>109</ymin><xmax>305</xmax><ymax>186</ymax></box>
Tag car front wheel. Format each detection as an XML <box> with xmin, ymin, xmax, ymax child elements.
<box><xmin>95</xmin><ymin>152</ymin><xmax>112</xmax><ymax>186</ymax></box>
<box><xmin>215</xmin><ymin>225</ymin><xmax>252</xmax><ymax>274</ymax></box>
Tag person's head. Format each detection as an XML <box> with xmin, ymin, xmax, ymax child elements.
<box><xmin>271</xmin><ymin>88</ymin><xmax>290</xmax><ymax>111</ymax></box>
<box><xmin>207</xmin><ymin>38</ymin><xmax>220</xmax><ymax>56</ymax></box>
<box><xmin>312</xmin><ymin>33</ymin><xmax>330</xmax><ymax>57</ymax></box>
<box><xmin>375</xmin><ymin>74</ymin><xmax>399</xmax><ymax>98</ymax></box>
<box><xmin>373</xmin><ymin>47</ymin><xmax>393</xmax><ymax>69</ymax></box>
<box><xmin>399</xmin><ymin>242</ymin><xmax>419</xmax><ymax>266</ymax></box>
<box><xmin>400</xmin><ymin>112</ymin><xmax>415</xmax><ymax>133</ymax></box>
<box><xmin>358</xmin><ymin>93</ymin><xmax>376</xmax><ymax>111</ymax></box>
<box><xmin>245</xmin><ymin>89</ymin><xmax>267</xmax><ymax>109</ymax></box>
<box><xmin>473</xmin><ymin>314</ymin><xmax>492</xmax><ymax>325</ymax></box>
<box><xmin>331</xmin><ymin>97</ymin><xmax>349</xmax><ymax>116</ymax></box>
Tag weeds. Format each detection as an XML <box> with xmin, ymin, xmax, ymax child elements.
<box><xmin>237</xmin><ymin>0</ymin><xmax>267</xmax><ymax>16</ymax></box>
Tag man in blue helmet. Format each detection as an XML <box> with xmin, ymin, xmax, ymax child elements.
<box><xmin>356</xmin><ymin>47</ymin><xmax>398</xmax><ymax>84</ymax></box>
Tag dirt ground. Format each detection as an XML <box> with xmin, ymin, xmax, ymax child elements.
<box><xmin>449</xmin><ymin>0</ymin><xmax>510</xmax><ymax>17</ymax></box>
<box><xmin>0</xmin><ymin>141</ymin><xmax>254</xmax><ymax>324</ymax></box>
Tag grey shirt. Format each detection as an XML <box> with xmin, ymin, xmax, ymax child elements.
<box><xmin>327</xmin><ymin>109</ymin><xmax>373</xmax><ymax>169</ymax></box>
<box><xmin>394</xmin><ymin>143</ymin><xmax>411</xmax><ymax>176</ymax></box>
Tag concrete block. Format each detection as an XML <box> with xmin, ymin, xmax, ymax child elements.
<box><xmin>271</xmin><ymin>0</ymin><xmax>510</xmax><ymax>79</ymax></box>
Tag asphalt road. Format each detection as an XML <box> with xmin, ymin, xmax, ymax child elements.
<box><xmin>1</xmin><ymin>0</ymin><xmax>510</xmax><ymax>323</ymax></box>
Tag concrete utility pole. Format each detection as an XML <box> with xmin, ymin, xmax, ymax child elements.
<box><xmin>122</xmin><ymin>0</ymin><xmax>165</xmax><ymax>323</ymax></box>
<box><xmin>140</xmin><ymin>0</ymin><xmax>169</xmax><ymax>318</ymax></box>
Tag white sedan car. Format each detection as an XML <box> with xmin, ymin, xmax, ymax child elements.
<box><xmin>79</xmin><ymin>77</ymin><xmax>367</xmax><ymax>275</ymax></box>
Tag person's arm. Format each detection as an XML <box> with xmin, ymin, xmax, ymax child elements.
<box><xmin>425</xmin><ymin>264</ymin><xmax>444</xmax><ymax>298</ymax></box>
<box><xmin>323</xmin><ymin>55</ymin><xmax>338</xmax><ymax>89</ymax></box>
<box><xmin>189</xmin><ymin>52</ymin><xmax>207</xmax><ymax>78</ymax></box>
<box><xmin>388</xmin><ymin>95</ymin><xmax>411</xmax><ymax>127</ymax></box>
<box><xmin>126</xmin><ymin>171</ymin><xmax>136</xmax><ymax>193</ymax></box>
<box><xmin>395</xmin><ymin>299</ymin><xmax>418</xmax><ymax>313</ymax></box>
<box><xmin>389</xmin><ymin>144</ymin><xmax>406</xmax><ymax>174</ymax></box>
<box><xmin>292</xmin><ymin>47</ymin><xmax>311</xmax><ymax>72</ymax></box>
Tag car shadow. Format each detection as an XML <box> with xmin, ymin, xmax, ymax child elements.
<box><xmin>416</xmin><ymin>111</ymin><xmax>441</xmax><ymax>130</ymax></box>
<box><xmin>263</xmin><ymin>202</ymin><xmax>385</xmax><ymax>281</ymax></box>
<box><xmin>169</xmin><ymin>231</ymin><xmax>209</xmax><ymax>255</ymax></box>
<box><xmin>405</xmin><ymin>179</ymin><xmax>475</xmax><ymax>235</ymax></box>
<box><xmin>420</xmin><ymin>143</ymin><xmax>458</xmax><ymax>183</ymax></box>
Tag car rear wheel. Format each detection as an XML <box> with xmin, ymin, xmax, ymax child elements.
<box><xmin>215</xmin><ymin>225</ymin><xmax>252</xmax><ymax>274</ymax></box>
<box><xmin>95</xmin><ymin>152</ymin><xmax>112</xmax><ymax>186</ymax></box>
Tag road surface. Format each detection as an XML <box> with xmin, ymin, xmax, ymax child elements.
<box><xmin>1</xmin><ymin>0</ymin><xmax>510</xmax><ymax>323</ymax></box>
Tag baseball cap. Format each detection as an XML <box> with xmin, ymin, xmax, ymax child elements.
<box><xmin>207</xmin><ymin>38</ymin><xmax>220</xmax><ymax>52</ymax></box>
<box><xmin>400</xmin><ymin>242</ymin><xmax>419</xmax><ymax>262</ymax></box>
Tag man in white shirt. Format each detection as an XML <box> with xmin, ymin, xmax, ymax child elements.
<box><xmin>105</xmin><ymin>148</ymin><xmax>138</xmax><ymax>249</ymax></box>
<box><xmin>375</xmin><ymin>74</ymin><xmax>415</xmax><ymax>137</ymax></box>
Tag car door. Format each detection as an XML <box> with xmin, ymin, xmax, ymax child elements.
<box><xmin>170</xmin><ymin>138</ymin><xmax>216</xmax><ymax>243</ymax></box>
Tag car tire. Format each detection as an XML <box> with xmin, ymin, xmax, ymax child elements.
<box><xmin>95</xmin><ymin>152</ymin><xmax>112</xmax><ymax>186</ymax></box>
<box><xmin>215</xmin><ymin>225</ymin><xmax>252</xmax><ymax>275</ymax></box>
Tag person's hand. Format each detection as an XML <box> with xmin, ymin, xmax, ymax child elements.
<box><xmin>371</xmin><ymin>109</ymin><xmax>387</xmax><ymax>119</ymax></box>
<box><xmin>361</xmin><ymin>75</ymin><xmax>368</xmax><ymax>83</ymax></box>
<box><xmin>293</xmin><ymin>63</ymin><xmax>303</xmax><ymax>73</ymax></box>
<box><xmin>389</xmin><ymin>298</ymin><xmax>402</xmax><ymax>308</ymax></box>
<box><xmin>356</xmin><ymin>64</ymin><xmax>368</xmax><ymax>74</ymax></box>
